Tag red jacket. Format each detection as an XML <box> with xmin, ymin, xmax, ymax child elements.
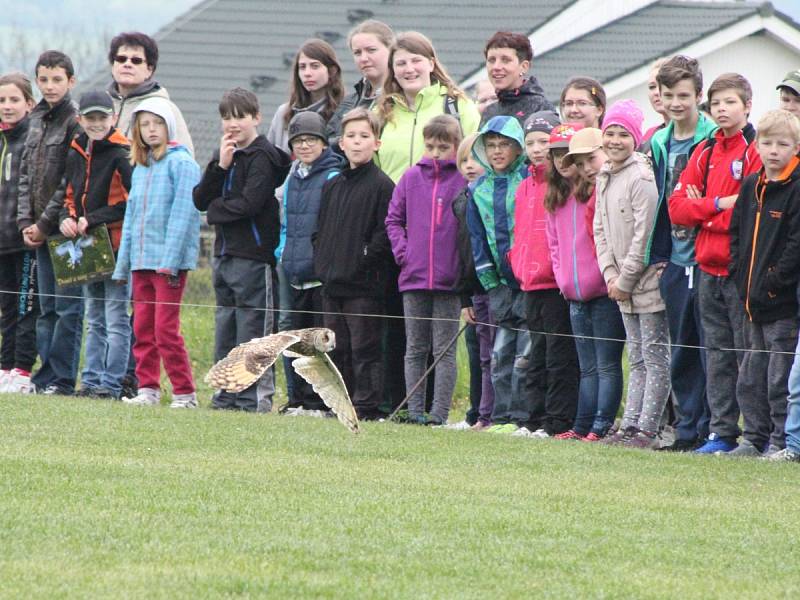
<box><xmin>668</xmin><ymin>124</ymin><xmax>761</xmax><ymax>276</ymax></box>
<box><xmin>509</xmin><ymin>163</ymin><xmax>556</xmax><ymax>291</ymax></box>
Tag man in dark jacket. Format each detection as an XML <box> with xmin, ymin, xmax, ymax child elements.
<box><xmin>479</xmin><ymin>31</ymin><xmax>554</xmax><ymax>126</ymax></box>
<box><xmin>16</xmin><ymin>51</ymin><xmax>84</xmax><ymax>396</ymax></box>
<box><xmin>193</xmin><ymin>87</ymin><xmax>291</xmax><ymax>413</ymax></box>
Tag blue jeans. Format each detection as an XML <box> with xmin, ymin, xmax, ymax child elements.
<box><xmin>785</xmin><ymin>333</ymin><xmax>800</xmax><ymax>453</ymax></box>
<box><xmin>81</xmin><ymin>278</ymin><xmax>131</xmax><ymax>395</ymax></box>
<box><xmin>488</xmin><ymin>285</ymin><xmax>531</xmax><ymax>425</ymax></box>
<box><xmin>569</xmin><ymin>296</ymin><xmax>625</xmax><ymax>436</ymax></box>
<box><xmin>32</xmin><ymin>245</ymin><xmax>84</xmax><ymax>392</ymax></box>
<box><xmin>659</xmin><ymin>263</ymin><xmax>709</xmax><ymax>441</ymax></box>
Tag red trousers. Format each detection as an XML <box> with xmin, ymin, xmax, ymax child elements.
<box><xmin>131</xmin><ymin>271</ymin><xmax>194</xmax><ymax>394</ymax></box>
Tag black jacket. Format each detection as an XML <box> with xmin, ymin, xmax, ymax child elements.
<box><xmin>313</xmin><ymin>161</ymin><xmax>394</xmax><ymax>297</ymax></box>
<box><xmin>730</xmin><ymin>158</ymin><xmax>800</xmax><ymax>323</ymax></box>
<box><xmin>452</xmin><ymin>185</ymin><xmax>484</xmax><ymax>306</ymax></box>
<box><xmin>193</xmin><ymin>135</ymin><xmax>291</xmax><ymax>264</ymax></box>
<box><xmin>480</xmin><ymin>76</ymin><xmax>555</xmax><ymax>126</ymax></box>
<box><xmin>0</xmin><ymin>117</ymin><xmax>30</xmax><ymax>254</ymax></box>
<box><xmin>17</xmin><ymin>94</ymin><xmax>80</xmax><ymax>235</ymax></box>
<box><xmin>60</xmin><ymin>128</ymin><xmax>132</xmax><ymax>250</ymax></box>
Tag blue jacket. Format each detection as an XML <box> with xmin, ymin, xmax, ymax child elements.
<box><xmin>113</xmin><ymin>144</ymin><xmax>201</xmax><ymax>279</ymax></box>
<box><xmin>644</xmin><ymin>114</ymin><xmax>717</xmax><ymax>265</ymax></box>
<box><xmin>279</xmin><ymin>147</ymin><xmax>343</xmax><ymax>286</ymax></box>
<box><xmin>466</xmin><ymin>116</ymin><xmax>528</xmax><ymax>291</ymax></box>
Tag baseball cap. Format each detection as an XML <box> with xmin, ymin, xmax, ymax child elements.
<box><xmin>548</xmin><ymin>123</ymin><xmax>584</xmax><ymax>150</ymax></box>
<box><xmin>777</xmin><ymin>70</ymin><xmax>800</xmax><ymax>95</ymax></box>
<box><xmin>79</xmin><ymin>90</ymin><xmax>114</xmax><ymax>115</ymax></box>
<box><xmin>561</xmin><ymin>127</ymin><xmax>603</xmax><ymax>167</ymax></box>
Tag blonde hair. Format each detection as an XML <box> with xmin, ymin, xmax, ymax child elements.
<box><xmin>341</xmin><ymin>107</ymin><xmax>381</xmax><ymax>138</ymax></box>
<box><xmin>757</xmin><ymin>109</ymin><xmax>800</xmax><ymax>143</ymax></box>
<box><xmin>348</xmin><ymin>19</ymin><xmax>395</xmax><ymax>50</ymax></box>
<box><xmin>456</xmin><ymin>132</ymin><xmax>480</xmax><ymax>175</ymax></box>
<box><xmin>377</xmin><ymin>31</ymin><xmax>466</xmax><ymax>122</ymax></box>
<box><xmin>129</xmin><ymin>111</ymin><xmax>168</xmax><ymax>166</ymax></box>
<box><xmin>0</xmin><ymin>72</ymin><xmax>35</xmax><ymax>103</ymax></box>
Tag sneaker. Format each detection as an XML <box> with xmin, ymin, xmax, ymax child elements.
<box><xmin>555</xmin><ymin>429</ymin><xmax>584</xmax><ymax>441</ymax></box>
<box><xmin>471</xmin><ymin>421</ymin><xmax>490</xmax><ymax>432</ymax></box>
<box><xmin>762</xmin><ymin>444</ymin><xmax>783</xmax><ymax>459</ymax></box>
<box><xmin>511</xmin><ymin>426</ymin><xmax>533</xmax><ymax>437</ymax></box>
<box><xmin>123</xmin><ymin>388</ymin><xmax>161</xmax><ymax>406</ymax></box>
<box><xmin>582</xmin><ymin>432</ymin><xmax>603</xmax><ymax>443</ymax></box>
<box><xmin>120</xmin><ymin>375</ymin><xmax>138</xmax><ymax>400</ymax></box>
<box><xmin>443</xmin><ymin>420</ymin><xmax>472</xmax><ymax>430</ymax></box>
<box><xmin>170</xmin><ymin>392</ymin><xmax>198</xmax><ymax>408</ymax></box>
<box><xmin>695</xmin><ymin>433</ymin><xmax>737</xmax><ymax>454</ymax></box>
<box><xmin>656</xmin><ymin>438</ymin><xmax>699</xmax><ymax>452</ymax></box>
<box><xmin>529</xmin><ymin>428</ymin><xmax>550</xmax><ymax>439</ymax></box>
<box><xmin>75</xmin><ymin>387</ymin><xmax>100</xmax><ymax>398</ymax></box>
<box><xmin>723</xmin><ymin>438</ymin><xmax>764</xmax><ymax>458</ymax></box>
<box><xmin>600</xmin><ymin>426</ymin><xmax>637</xmax><ymax>446</ymax></box>
<box><xmin>40</xmin><ymin>384</ymin><xmax>72</xmax><ymax>396</ymax></box>
<box><xmin>624</xmin><ymin>430</ymin><xmax>660</xmax><ymax>450</ymax></box>
<box><xmin>5</xmin><ymin>370</ymin><xmax>35</xmax><ymax>394</ymax></box>
<box><xmin>487</xmin><ymin>423</ymin><xmax>519</xmax><ymax>434</ymax></box>
<box><xmin>0</xmin><ymin>369</ymin><xmax>10</xmax><ymax>392</ymax></box>
<box><xmin>766</xmin><ymin>447</ymin><xmax>800</xmax><ymax>462</ymax></box>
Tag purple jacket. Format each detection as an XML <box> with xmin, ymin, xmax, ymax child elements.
<box><xmin>545</xmin><ymin>194</ymin><xmax>607</xmax><ymax>302</ymax></box>
<box><xmin>386</xmin><ymin>157</ymin><xmax>466</xmax><ymax>292</ymax></box>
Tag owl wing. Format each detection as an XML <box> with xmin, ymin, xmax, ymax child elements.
<box><xmin>205</xmin><ymin>332</ymin><xmax>301</xmax><ymax>393</ymax></box>
<box><xmin>291</xmin><ymin>352</ymin><xmax>360</xmax><ymax>434</ymax></box>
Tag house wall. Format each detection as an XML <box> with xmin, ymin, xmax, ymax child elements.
<box><xmin>610</xmin><ymin>32</ymin><xmax>800</xmax><ymax>131</ymax></box>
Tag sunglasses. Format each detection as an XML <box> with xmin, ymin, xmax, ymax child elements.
<box><xmin>114</xmin><ymin>54</ymin><xmax>146</xmax><ymax>66</ymax></box>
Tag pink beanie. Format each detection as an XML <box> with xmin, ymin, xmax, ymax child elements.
<box><xmin>602</xmin><ymin>99</ymin><xmax>644</xmax><ymax>148</ymax></box>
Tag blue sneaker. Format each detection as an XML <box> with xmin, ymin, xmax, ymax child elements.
<box><xmin>695</xmin><ymin>433</ymin><xmax>737</xmax><ymax>454</ymax></box>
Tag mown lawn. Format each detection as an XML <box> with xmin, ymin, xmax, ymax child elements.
<box><xmin>1</xmin><ymin>396</ymin><xmax>798</xmax><ymax>599</ymax></box>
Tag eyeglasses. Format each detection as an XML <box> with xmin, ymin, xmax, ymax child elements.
<box><xmin>561</xmin><ymin>100</ymin><xmax>596</xmax><ymax>109</ymax></box>
<box><xmin>293</xmin><ymin>136</ymin><xmax>322</xmax><ymax>148</ymax></box>
<box><xmin>485</xmin><ymin>140</ymin><xmax>514</xmax><ymax>152</ymax></box>
<box><xmin>114</xmin><ymin>54</ymin><xmax>146</xmax><ymax>66</ymax></box>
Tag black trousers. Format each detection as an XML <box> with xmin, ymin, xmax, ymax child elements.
<box><xmin>523</xmin><ymin>288</ymin><xmax>579</xmax><ymax>434</ymax></box>
<box><xmin>286</xmin><ymin>286</ymin><xmax>326</xmax><ymax>410</ymax></box>
<box><xmin>0</xmin><ymin>250</ymin><xmax>38</xmax><ymax>372</ymax></box>
<box><xmin>322</xmin><ymin>294</ymin><xmax>385</xmax><ymax>420</ymax></box>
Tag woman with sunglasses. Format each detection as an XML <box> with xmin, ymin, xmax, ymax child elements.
<box><xmin>106</xmin><ymin>31</ymin><xmax>194</xmax><ymax>154</ymax></box>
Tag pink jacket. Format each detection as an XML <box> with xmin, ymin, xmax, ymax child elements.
<box><xmin>509</xmin><ymin>163</ymin><xmax>556</xmax><ymax>291</ymax></box>
<box><xmin>546</xmin><ymin>193</ymin><xmax>607</xmax><ymax>302</ymax></box>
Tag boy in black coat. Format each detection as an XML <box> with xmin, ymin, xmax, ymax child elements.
<box><xmin>193</xmin><ymin>88</ymin><xmax>291</xmax><ymax>412</ymax></box>
<box><xmin>314</xmin><ymin>108</ymin><xmax>394</xmax><ymax>420</ymax></box>
<box><xmin>729</xmin><ymin>109</ymin><xmax>800</xmax><ymax>457</ymax></box>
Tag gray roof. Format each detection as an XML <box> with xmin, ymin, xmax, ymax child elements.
<box><xmin>84</xmin><ymin>0</ymin><xmax>790</xmax><ymax>165</ymax></box>
<box><xmin>533</xmin><ymin>1</ymin><xmax>773</xmax><ymax>100</ymax></box>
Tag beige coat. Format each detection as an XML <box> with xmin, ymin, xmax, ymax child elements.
<box><xmin>593</xmin><ymin>152</ymin><xmax>663</xmax><ymax>314</ymax></box>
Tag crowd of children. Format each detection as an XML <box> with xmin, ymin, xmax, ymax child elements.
<box><xmin>2</xmin><ymin>23</ymin><xmax>800</xmax><ymax>462</ymax></box>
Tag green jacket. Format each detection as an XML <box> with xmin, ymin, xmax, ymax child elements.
<box><xmin>375</xmin><ymin>82</ymin><xmax>480</xmax><ymax>183</ymax></box>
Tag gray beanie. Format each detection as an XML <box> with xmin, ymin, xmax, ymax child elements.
<box><xmin>523</xmin><ymin>110</ymin><xmax>560</xmax><ymax>135</ymax></box>
<box><xmin>288</xmin><ymin>111</ymin><xmax>327</xmax><ymax>147</ymax></box>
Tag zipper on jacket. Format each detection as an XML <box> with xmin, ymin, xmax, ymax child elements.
<box><xmin>409</xmin><ymin>110</ymin><xmax>418</xmax><ymax>170</ymax></box>
<box><xmin>80</xmin><ymin>140</ymin><xmax>93</xmax><ymax>219</ymax></box>
<box><xmin>744</xmin><ymin>183</ymin><xmax>765</xmax><ymax>321</ymax></box>
<box><xmin>428</xmin><ymin>159</ymin><xmax>440</xmax><ymax>289</ymax></box>
<box><xmin>571</xmin><ymin>202</ymin><xmax>582</xmax><ymax>301</ymax></box>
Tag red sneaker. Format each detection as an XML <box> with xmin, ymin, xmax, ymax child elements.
<box><xmin>582</xmin><ymin>432</ymin><xmax>603</xmax><ymax>442</ymax></box>
<box><xmin>555</xmin><ymin>429</ymin><xmax>584</xmax><ymax>440</ymax></box>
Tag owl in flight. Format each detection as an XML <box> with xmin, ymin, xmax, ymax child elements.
<box><xmin>205</xmin><ymin>328</ymin><xmax>359</xmax><ymax>433</ymax></box>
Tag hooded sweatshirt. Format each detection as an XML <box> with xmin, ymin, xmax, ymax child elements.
<box><xmin>668</xmin><ymin>124</ymin><xmax>762</xmax><ymax>276</ymax></box>
<box><xmin>194</xmin><ymin>134</ymin><xmax>291</xmax><ymax>265</ymax></box>
<box><xmin>376</xmin><ymin>82</ymin><xmax>480</xmax><ymax>183</ymax></box>
<box><xmin>385</xmin><ymin>156</ymin><xmax>466</xmax><ymax>292</ymax></box>
<box><xmin>108</xmin><ymin>79</ymin><xmax>194</xmax><ymax>155</ymax></box>
<box><xmin>730</xmin><ymin>157</ymin><xmax>800</xmax><ymax>323</ymax></box>
<box><xmin>61</xmin><ymin>128</ymin><xmax>131</xmax><ymax>250</ymax></box>
<box><xmin>480</xmin><ymin>76</ymin><xmax>555</xmax><ymax>126</ymax></box>
<box><xmin>466</xmin><ymin>116</ymin><xmax>528</xmax><ymax>291</ymax></box>
<box><xmin>0</xmin><ymin>117</ymin><xmax>30</xmax><ymax>254</ymax></box>
<box><xmin>112</xmin><ymin>97</ymin><xmax>201</xmax><ymax>279</ymax></box>
<box><xmin>508</xmin><ymin>162</ymin><xmax>556</xmax><ymax>291</ymax></box>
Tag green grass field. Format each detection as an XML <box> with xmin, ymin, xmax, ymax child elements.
<box><xmin>2</xmin><ymin>396</ymin><xmax>798</xmax><ymax>598</ymax></box>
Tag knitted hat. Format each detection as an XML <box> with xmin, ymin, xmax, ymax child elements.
<box><xmin>523</xmin><ymin>110</ymin><xmax>560</xmax><ymax>136</ymax></box>
<box><xmin>561</xmin><ymin>127</ymin><xmax>603</xmax><ymax>167</ymax></box>
<box><xmin>602</xmin><ymin>99</ymin><xmax>644</xmax><ymax>148</ymax></box>
<box><xmin>548</xmin><ymin>122</ymin><xmax>584</xmax><ymax>150</ymax></box>
<box><xmin>288</xmin><ymin>111</ymin><xmax>327</xmax><ymax>147</ymax></box>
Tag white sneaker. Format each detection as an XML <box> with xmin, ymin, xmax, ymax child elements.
<box><xmin>529</xmin><ymin>428</ymin><xmax>551</xmax><ymax>439</ymax></box>
<box><xmin>6</xmin><ymin>370</ymin><xmax>35</xmax><ymax>394</ymax></box>
<box><xmin>123</xmin><ymin>388</ymin><xmax>161</xmax><ymax>406</ymax></box>
<box><xmin>511</xmin><ymin>426</ymin><xmax>533</xmax><ymax>437</ymax></box>
<box><xmin>0</xmin><ymin>369</ymin><xmax>10</xmax><ymax>392</ymax></box>
<box><xmin>283</xmin><ymin>406</ymin><xmax>302</xmax><ymax>416</ymax></box>
<box><xmin>170</xmin><ymin>392</ymin><xmax>197</xmax><ymax>408</ymax></box>
<box><xmin>443</xmin><ymin>420</ymin><xmax>472</xmax><ymax>431</ymax></box>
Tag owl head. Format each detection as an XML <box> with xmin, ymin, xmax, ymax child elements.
<box><xmin>312</xmin><ymin>328</ymin><xmax>336</xmax><ymax>353</ymax></box>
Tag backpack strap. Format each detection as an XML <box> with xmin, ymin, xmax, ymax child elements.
<box><xmin>443</xmin><ymin>94</ymin><xmax>463</xmax><ymax>133</ymax></box>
